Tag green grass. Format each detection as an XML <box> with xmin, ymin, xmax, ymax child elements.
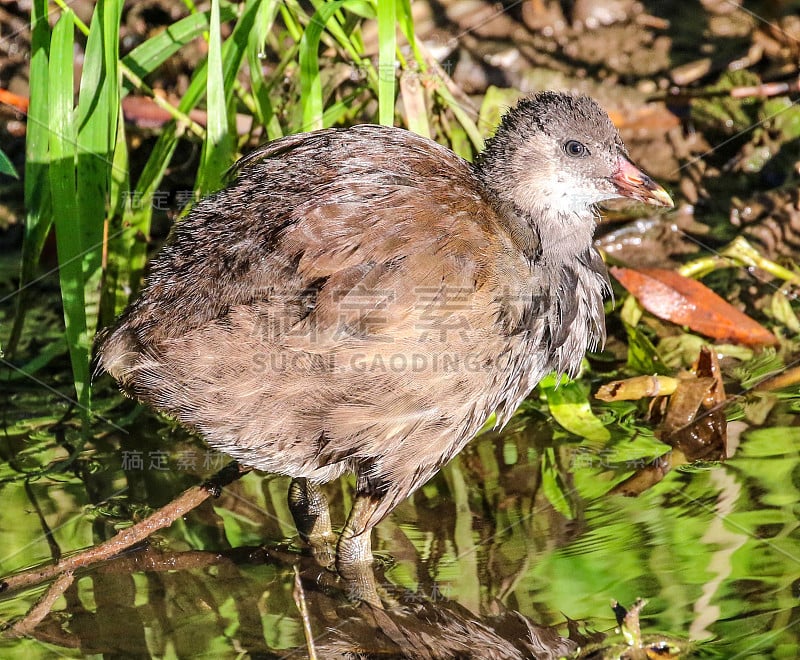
<box><xmin>48</xmin><ymin>9</ymin><xmax>89</xmax><ymax>420</ymax></box>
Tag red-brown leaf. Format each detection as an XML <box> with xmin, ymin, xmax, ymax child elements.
<box><xmin>610</xmin><ymin>266</ymin><xmax>778</xmax><ymax>346</ymax></box>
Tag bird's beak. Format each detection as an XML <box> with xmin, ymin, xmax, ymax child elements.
<box><xmin>610</xmin><ymin>156</ymin><xmax>673</xmax><ymax>208</ymax></box>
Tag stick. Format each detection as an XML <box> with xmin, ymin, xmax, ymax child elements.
<box><xmin>0</xmin><ymin>461</ymin><xmax>249</xmax><ymax>595</ymax></box>
<box><xmin>3</xmin><ymin>571</ymin><xmax>74</xmax><ymax>638</ymax></box>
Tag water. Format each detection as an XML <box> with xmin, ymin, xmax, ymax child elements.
<box><xmin>1</xmin><ymin>382</ymin><xmax>798</xmax><ymax>657</ymax></box>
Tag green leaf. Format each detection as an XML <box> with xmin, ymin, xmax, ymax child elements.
<box><xmin>299</xmin><ymin>0</ymin><xmax>352</xmax><ymax>130</ymax></box>
<box><xmin>246</xmin><ymin>0</ymin><xmax>282</xmax><ymax>138</ymax></box>
<box><xmin>126</xmin><ymin>0</ymin><xmax>261</xmax><ymax>295</ymax></box>
<box><xmin>396</xmin><ymin>0</ymin><xmax>423</xmax><ymax>66</ymax></box>
<box><xmin>121</xmin><ymin>3</ymin><xmax>238</xmax><ymax>88</ymax></box>
<box><xmin>0</xmin><ymin>148</ymin><xmax>18</xmax><ymax>178</ymax></box>
<box><xmin>76</xmin><ymin>0</ymin><xmax>123</xmax><ymax>338</ymax></box>
<box><xmin>732</xmin><ymin>348</ymin><xmax>783</xmax><ymax>390</ymax></box>
<box><xmin>478</xmin><ymin>86</ymin><xmax>525</xmax><ymax>138</ymax></box>
<box><xmin>7</xmin><ymin>0</ymin><xmax>52</xmax><ymax>356</ymax></box>
<box><xmin>434</xmin><ymin>84</ymin><xmax>484</xmax><ymax>155</ymax></box>
<box><xmin>540</xmin><ymin>378</ymin><xmax>611</xmax><ymax>444</ymax></box>
<box><xmin>762</xmin><ymin>96</ymin><xmax>800</xmax><ymax>140</ymax></box>
<box><xmin>100</xmin><ymin>110</ymin><xmax>134</xmax><ymax>323</ymax></box>
<box><xmin>624</xmin><ymin>322</ymin><xmax>666</xmax><ymax>374</ymax></box>
<box><xmin>619</xmin><ymin>289</ymin><xmax>643</xmax><ymax>327</ymax></box>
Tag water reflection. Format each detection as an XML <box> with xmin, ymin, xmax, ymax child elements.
<box><xmin>1</xmin><ymin>393</ymin><xmax>799</xmax><ymax>657</ymax></box>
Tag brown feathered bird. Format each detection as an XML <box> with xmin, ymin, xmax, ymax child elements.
<box><xmin>97</xmin><ymin>92</ymin><xmax>671</xmax><ymax>575</ymax></box>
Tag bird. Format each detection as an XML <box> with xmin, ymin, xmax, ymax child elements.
<box><xmin>96</xmin><ymin>91</ymin><xmax>672</xmax><ymax>582</ymax></box>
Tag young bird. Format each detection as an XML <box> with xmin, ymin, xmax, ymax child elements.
<box><xmin>97</xmin><ymin>91</ymin><xmax>672</xmax><ymax>578</ymax></box>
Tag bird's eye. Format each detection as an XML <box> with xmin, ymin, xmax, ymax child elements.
<box><xmin>563</xmin><ymin>140</ymin><xmax>588</xmax><ymax>158</ymax></box>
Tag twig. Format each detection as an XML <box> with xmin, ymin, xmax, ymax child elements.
<box><xmin>0</xmin><ymin>461</ymin><xmax>249</xmax><ymax>595</ymax></box>
<box><xmin>2</xmin><ymin>571</ymin><xmax>74</xmax><ymax>638</ymax></box>
<box><xmin>293</xmin><ymin>564</ymin><xmax>318</xmax><ymax>660</ymax></box>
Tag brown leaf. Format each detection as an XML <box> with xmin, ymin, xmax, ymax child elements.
<box><xmin>610</xmin><ymin>266</ymin><xmax>778</xmax><ymax>346</ymax></box>
<box><xmin>610</xmin><ymin>347</ymin><xmax>728</xmax><ymax>497</ymax></box>
<box><xmin>652</xmin><ymin>347</ymin><xmax>727</xmax><ymax>462</ymax></box>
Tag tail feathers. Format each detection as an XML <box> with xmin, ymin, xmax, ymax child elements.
<box><xmin>93</xmin><ymin>326</ymin><xmax>146</xmax><ymax>390</ymax></box>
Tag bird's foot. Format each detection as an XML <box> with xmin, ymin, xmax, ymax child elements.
<box><xmin>336</xmin><ymin>526</ymin><xmax>398</xmax><ymax>608</ymax></box>
<box><xmin>338</xmin><ymin>560</ymin><xmax>384</xmax><ymax>608</ymax></box>
<box><xmin>288</xmin><ymin>477</ymin><xmax>337</xmax><ymax>568</ymax></box>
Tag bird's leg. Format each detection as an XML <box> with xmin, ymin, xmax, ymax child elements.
<box><xmin>287</xmin><ymin>477</ymin><xmax>336</xmax><ymax>567</ymax></box>
<box><xmin>336</xmin><ymin>489</ymin><xmax>385</xmax><ymax>606</ymax></box>
<box><xmin>337</xmin><ymin>492</ymin><xmax>380</xmax><ymax>567</ymax></box>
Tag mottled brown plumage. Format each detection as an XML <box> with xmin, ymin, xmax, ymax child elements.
<box><xmin>96</xmin><ymin>92</ymin><xmax>671</xmax><ymax>574</ymax></box>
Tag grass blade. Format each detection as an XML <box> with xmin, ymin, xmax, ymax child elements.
<box><xmin>99</xmin><ymin>108</ymin><xmax>133</xmax><ymax>322</ymax></box>
<box><xmin>376</xmin><ymin>0</ymin><xmax>396</xmax><ymax>126</ymax></box>
<box><xmin>76</xmin><ymin>0</ymin><xmax>123</xmax><ymax>338</ymax></box>
<box><xmin>195</xmin><ymin>0</ymin><xmax>232</xmax><ymax>195</ymax></box>
<box><xmin>436</xmin><ymin>86</ymin><xmax>483</xmax><ymax>153</ymax></box>
<box><xmin>0</xmin><ymin>148</ymin><xmax>18</xmax><ymax>178</ymax></box>
<box><xmin>246</xmin><ymin>0</ymin><xmax>283</xmax><ymax>139</ymax></box>
<box><xmin>125</xmin><ymin>0</ymin><xmax>261</xmax><ymax>292</ymax></box>
<box><xmin>299</xmin><ymin>0</ymin><xmax>351</xmax><ymax>131</ymax></box>
<box><xmin>122</xmin><ymin>3</ymin><xmax>238</xmax><ymax>88</ymax></box>
<box><xmin>396</xmin><ymin>0</ymin><xmax>423</xmax><ymax>65</ymax></box>
<box><xmin>49</xmin><ymin>9</ymin><xmax>91</xmax><ymax>417</ymax></box>
<box><xmin>7</xmin><ymin>0</ymin><xmax>52</xmax><ymax>356</ymax></box>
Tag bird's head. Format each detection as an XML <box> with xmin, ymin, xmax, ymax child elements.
<box><xmin>476</xmin><ymin>92</ymin><xmax>672</xmax><ymax>254</ymax></box>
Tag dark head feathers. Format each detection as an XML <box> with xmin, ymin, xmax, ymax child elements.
<box><xmin>478</xmin><ymin>92</ymin><xmax>626</xmax><ymax>165</ymax></box>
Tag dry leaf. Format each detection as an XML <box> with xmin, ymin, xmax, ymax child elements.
<box><xmin>611</xmin><ymin>266</ymin><xmax>778</xmax><ymax>346</ymax></box>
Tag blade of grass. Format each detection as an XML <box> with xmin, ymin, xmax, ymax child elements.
<box><xmin>122</xmin><ymin>3</ymin><xmax>238</xmax><ymax>88</ymax></box>
<box><xmin>0</xmin><ymin>149</ymin><xmax>17</xmax><ymax>178</ymax></box>
<box><xmin>195</xmin><ymin>0</ymin><xmax>232</xmax><ymax>195</ymax></box>
<box><xmin>279</xmin><ymin>2</ymin><xmax>304</xmax><ymax>42</ymax></box>
<box><xmin>0</xmin><ymin>340</ymin><xmax>68</xmax><ymax>382</ymax></box>
<box><xmin>76</xmin><ymin>0</ymin><xmax>123</xmax><ymax>339</ymax></box>
<box><xmin>124</xmin><ymin>0</ymin><xmax>257</xmax><ymax>219</ymax></box>
<box><xmin>321</xmin><ymin>90</ymin><xmax>364</xmax><ymax>126</ymax></box>
<box><xmin>299</xmin><ymin>0</ymin><xmax>353</xmax><ymax>130</ymax></box>
<box><xmin>441</xmin><ymin>114</ymin><xmax>471</xmax><ymax>160</ymax></box>
<box><xmin>306</xmin><ymin>0</ymin><xmax>371</xmax><ymax>76</ymax></box>
<box><xmin>49</xmin><ymin>9</ymin><xmax>91</xmax><ymax>419</ymax></box>
<box><xmin>246</xmin><ymin>0</ymin><xmax>283</xmax><ymax>139</ymax></box>
<box><xmin>435</xmin><ymin>84</ymin><xmax>484</xmax><ymax>155</ymax></box>
<box><xmin>100</xmin><ymin>109</ymin><xmax>134</xmax><ymax>322</ymax></box>
<box><xmin>376</xmin><ymin>0</ymin><xmax>396</xmax><ymax>126</ymax></box>
<box><xmin>413</xmin><ymin>40</ymin><xmax>484</xmax><ymax>153</ymax></box>
<box><xmin>218</xmin><ymin>0</ymin><xmax>262</xmax><ymax>100</ymax></box>
<box><xmin>117</xmin><ymin>2</ymin><xmax>237</xmax><ymax>138</ymax></box>
<box><xmin>7</xmin><ymin>0</ymin><xmax>52</xmax><ymax>356</ymax></box>
<box><xmin>396</xmin><ymin>0</ymin><xmax>424</xmax><ymax>65</ymax></box>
